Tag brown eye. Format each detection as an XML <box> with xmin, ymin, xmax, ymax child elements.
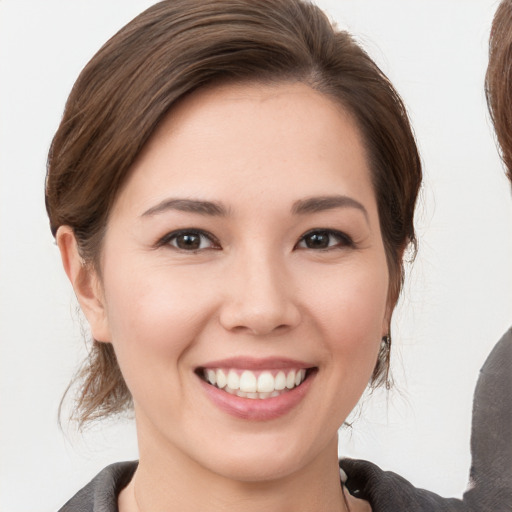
<box><xmin>297</xmin><ymin>230</ymin><xmax>353</xmax><ymax>250</ymax></box>
<box><xmin>163</xmin><ymin>230</ymin><xmax>219</xmax><ymax>251</ymax></box>
<box><xmin>175</xmin><ymin>233</ymin><xmax>201</xmax><ymax>250</ymax></box>
<box><xmin>303</xmin><ymin>231</ymin><xmax>330</xmax><ymax>249</ymax></box>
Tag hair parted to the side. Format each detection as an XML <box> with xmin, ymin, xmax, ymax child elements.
<box><xmin>46</xmin><ymin>0</ymin><xmax>422</xmax><ymax>426</ymax></box>
<box><xmin>486</xmin><ymin>0</ymin><xmax>512</xmax><ymax>183</ymax></box>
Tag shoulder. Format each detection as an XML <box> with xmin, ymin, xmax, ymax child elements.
<box><xmin>339</xmin><ymin>459</ymin><xmax>465</xmax><ymax>512</ymax></box>
<box><xmin>58</xmin><ymin>461</ymin><xmax>137</xmax><ymax>512</ymax></box>
<box><xmin>465</xmin><ymin>327</ymin><xmax>512</xmax><ymax>510</ymax></box>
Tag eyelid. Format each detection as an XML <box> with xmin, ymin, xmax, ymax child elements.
<box><xmin>295</xmin><ymin>228</ymin><xmax>355</xmax><ymax>250</ymax></box>
<box><xmin>156</xmin><ymin>228</ymin><xmax>221</xmax><ymax>250</ymax></box>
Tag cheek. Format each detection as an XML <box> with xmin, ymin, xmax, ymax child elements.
<box><xmin>303</xmin><ymin>258</ymin><xmax>389</xmax><ymax>365</ymax></box>
<box><xmin>99</xmin><ymin>261</ymin><xmax>215</xmax><ymax>382</ymax></box>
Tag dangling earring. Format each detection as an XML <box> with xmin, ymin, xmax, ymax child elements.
<box><xmin>371</xmin><ymin>334</ymin><xmax>392</xmax><ymax>389</ymax></box>
<box><xmin>380</xmin><ymin>334</ymin><xmax>392</xmax><ymax>390</ymax></box>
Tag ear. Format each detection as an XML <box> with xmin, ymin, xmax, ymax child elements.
<box><xmin>56</xmin><ymin>226</ymin><xmax>111</xmax><ymax>342</ymax></box>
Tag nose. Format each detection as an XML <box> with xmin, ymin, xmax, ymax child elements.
<box><xmin>219</xmin><ymin>251</ymin><xmax>301</xmax><ymax>336</ymax></box>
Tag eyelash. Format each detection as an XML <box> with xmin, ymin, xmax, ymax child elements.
<box><xmin>157</xmin><ymin>228</ymin><xmax>354</xmax><ymax>252</ymax></box>
<box><xmin>295</xmin><ymin>229</ymin><xmax>355</xmax><ymax>251</ymax></box>
<box><xmin>158</xmin><ymin>229</ymin><xmax>220</xmax><ymax>252</ymax></box>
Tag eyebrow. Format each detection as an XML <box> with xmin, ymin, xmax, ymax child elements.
<box><xmin>141</xmin><ymin>194</ymin><xmax>368</xmax><ymax>220</ymax></box>
<box><xmin>142</xmin><ymin>198</ymin><xmax>228</xmax><ymax>217</ymax></box>
<box><xmin>292</xmin><ymin>195</ymin><xmax>369</xmax><ymax>221</ymax></box>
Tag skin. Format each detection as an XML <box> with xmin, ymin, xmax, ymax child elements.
<box><xmin>58</xmin><ymin>82</ymin><xmax>385</xmax><ymax>512</ymax></box>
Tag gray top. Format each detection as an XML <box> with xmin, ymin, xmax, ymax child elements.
<box><xmin>59</xmin><ymin>461</ymin><xmax>136</xmax><ymax>512</ymax></box>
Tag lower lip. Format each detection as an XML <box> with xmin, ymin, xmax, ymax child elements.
<box><xmin>199</xmin><ymin>372</ymin><xmax>315</xmax><ymax>421</ymax></box>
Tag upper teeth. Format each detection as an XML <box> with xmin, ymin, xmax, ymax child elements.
<box><xmin>203</xmin><ymin>368</ymin><xmax>307</xmax><ymax>394</ymax></box>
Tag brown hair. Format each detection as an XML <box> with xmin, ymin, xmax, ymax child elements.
<box><xmin>46</xmin><ymin>0</ymin><xmax>422</xmax><ymax>425</ymax></box>
<box><xmin>486</xmin><ymin>0</ymin><xmax>512</xmax><ymax>182</ymax></box>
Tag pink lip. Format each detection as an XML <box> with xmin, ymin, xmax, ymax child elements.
<box><xmin>200</xmin><ymin>357</ymin><xmax>313</xmax><ymax>370</ymax></box>
<box><xmin>198</xmin><ymin>369</ymin><xmax>316</xmax><ymax>421</ymax></box>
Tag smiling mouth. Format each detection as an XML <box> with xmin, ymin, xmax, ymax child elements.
<box><xmin>198</xmin><ymin>368</ymin><xmax>314</xmax><ymax>399</ymax></box>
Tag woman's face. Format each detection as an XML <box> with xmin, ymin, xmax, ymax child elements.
<box><xmin>89</xmin><ymin>82</ymin><xmax>390</xmax><ymax>481</ymax></box>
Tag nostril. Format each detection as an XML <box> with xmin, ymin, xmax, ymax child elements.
<box><xmin>219</xmin><ymin>304</ymin><xmax>301</xmax><ymax>336</ymax></box>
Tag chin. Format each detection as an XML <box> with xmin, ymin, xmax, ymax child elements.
<box><xmin>194</xmin><ymin>430</ymin><xmax>327</xmax><ymax>483</ymax></box>
<box><xmin>207</xmin><ymin>451</ymin><xmax>303</xmax><ymax>483</ymax></box>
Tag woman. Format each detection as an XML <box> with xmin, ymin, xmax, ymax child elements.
<box><xmin>46</xmin><ymin>0</ymin><xmax>422</xmax><ymax>510</ymax></box>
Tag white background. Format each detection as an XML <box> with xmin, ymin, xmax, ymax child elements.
<box><xmin>1</xmin><ymin>1</ymin><xmax>511</xmax><ymax>511</ymax></box>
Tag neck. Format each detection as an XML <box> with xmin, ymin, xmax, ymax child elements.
<box><xmin>121</xmin><ymin>421</ymin><xmax>347</xmax><ymax>512</ymax></box>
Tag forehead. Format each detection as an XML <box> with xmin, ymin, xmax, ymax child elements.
<box><xmin>113</xmin><ymin>81</ymin><xmax>376</xmax><ymax>218</ymax></box>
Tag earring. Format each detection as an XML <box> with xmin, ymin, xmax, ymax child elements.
<box><xmin>381</xmin><ymin>334</ymin><xmax>390</xmax><ymax>348</ymax></box>
<box><xmin>380</xmin><ymin>334</ymin><xmax>392</xmax><ymax>389</ymax></box>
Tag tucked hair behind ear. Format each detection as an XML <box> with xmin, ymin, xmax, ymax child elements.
<box><xmin>46</xmin><ymin>0</ymin><xmax>421</xmax><ymax>425</ymax></box>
